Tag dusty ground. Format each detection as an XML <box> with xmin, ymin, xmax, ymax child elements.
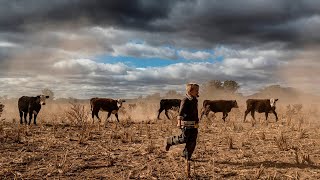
<box><xmin>0</xmin><ymin>102</ymin><xmax>320</xmax><ymax>179</ymax></box>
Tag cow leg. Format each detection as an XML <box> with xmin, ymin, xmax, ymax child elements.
<box><xmin>28</xmin><ymin>112</ymin><xmax>33</xmax><ymax>125</ymax></box>
<box><xmin>200</xmin><ymin>106</ymin><xmax>210</xmax><ymax>120</ymax></box>
<box><xmin>200</xmin><ymin>108</ymin><xmax>205</xmax><ymax>120</ymax></box>
<box><xmin>106</xmin><ymin>112</ymin><xmax>112</xmax><ymax>122</ymax></box>
<box><xmin>115</xmin><ymin>113</ymin><xmax>120</xmax><ymax>122</ymax></box>
<box><xmin>33</xmin><ymin>114</ymin><xmax>38</xmax><ymax>125</ymax></box>
<box><xmin>24</xmin><ymin>112</ymin><xmax>28</xmax><ymax>124</ymax></box>
<box><xmin>92</xmin><ymin>109</ymin><xmax>101</xmax><ymax>123</ymax></box>
<box><xmin>271</xmin><ymin>110</ymin><xmax>278</xmax><ymax>122</ymax></box>
<box><xmin>222</xmin><ymin>112</ymin><xmax>228</xmax><ymax>122</ymax></box>
<box><xmin>91</xmin><ymin>110</ymin><xmax>95</xmax><ymax>124</ymax></box>
<box><xmin>19</xmin><ymin>111</ymin><xmax>23</xmax><ymax>124</ymax></box>
<box><xmin>265</xmin><ymin>112</ymin><xmax>269</xmax><ymax>121</ymax></box>
<box><xmin>244</xmin><ymin>109</ymin><xmax>250</xmax><ymax>122</ymax></box>
<box><xmin>164</xmin><ymin>109</ymin><xmax>171</xmax><ymax>119</ymax></box>
<box><xmin>157</xmin><ymin>107</ymin><xmax>164</xmax><ymax>119</ymax></box>
<box><xmin>250</xmin><ymin>110</ymin><xmax>255</xmax><ymax>121</ymax></box>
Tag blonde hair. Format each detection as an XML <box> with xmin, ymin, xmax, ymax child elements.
<box><xmin>186</xmin><ymin>83</ymin><xmax>199</xmax><ymax>94</ymax></box>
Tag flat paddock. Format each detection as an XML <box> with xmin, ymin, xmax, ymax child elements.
<box><xmin>0</xmin><ymin>102</ymin><xmax>320</xmax><ymax>179</ymax></box>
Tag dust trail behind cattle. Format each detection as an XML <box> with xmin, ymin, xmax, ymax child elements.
<box><xmin>279</xmin><ymin>47</ymin><xmax>320</xmax><ymax>102</ymax></box>
<box><xmin>122</xmin><ymin>102</ymin><xmax>159</xmax><ymax>122</ymax></box>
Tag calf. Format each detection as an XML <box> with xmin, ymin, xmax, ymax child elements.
<box><xmin>157</xmin><ymin>99</ymin><xmax>181</xmax><ymax>119</ymax></box>
<box><xmin>244</xmin><ymin>98</ymin><xmax>279</xmax><ymax>122</ymax></box>
<box><xmin>200</xmin><ymin>100</ymin><xmax>238</xmax><ymax>122</ymax></box>
<box><xmin>90</xmin><ymin>98</ymin><xmax>125</xmax><ymax>123</ymax></box>
<box><xmin>18</xmin><ymin>95</ymin><xmax>49</xmax><ymax>125</ymax></box>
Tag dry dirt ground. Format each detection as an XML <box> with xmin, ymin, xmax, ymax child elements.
<box><xmin>0</xmin><ymin>102</ymin><xmax>320</xmax><ymax>179</ymax></box>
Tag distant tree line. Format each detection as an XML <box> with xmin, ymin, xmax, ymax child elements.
<box><xmin>2</xmin><ymin>80</ymin><xmax>304</xmax><ymax>102</ymax></box>
<box><xmin>202</xmin><ymin>80</ymin><xmax>240</xmax><ymax>93</ymax></box>
<box><xmin>144</xmin><ymin>80</ymin><xmax>241</xmax><ymax>100</ymax></box>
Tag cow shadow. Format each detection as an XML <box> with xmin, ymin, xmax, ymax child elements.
<box><xmin>216</xmin><ymin>160</ymin><xmax>320</xmax><ymax>169</ymax></box>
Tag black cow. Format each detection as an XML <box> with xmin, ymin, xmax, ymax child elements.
<box><xmin>244</xmin><ymin>98</ymin><xmax>279</xmax><ymax>122</ymax></box>
<box><xmin>200</xmin><ymin>100</ymin><xmax>238</xmax><ymax>122</ymax></box>
<box><xmin>157</xmin><ymin>99</ymin><xmax>181</xmax><ymax>119</ymax></box>
<box><xmin>18</xmin><ymin>95</ymin><xmax>49</xmax><ymax>125</ymax></box>
<box><xmin>90</xmin><ymin>98</ymin><xmax>125</xmax><ymax>123</ymax></box>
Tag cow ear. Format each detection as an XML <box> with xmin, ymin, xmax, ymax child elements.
<box><xmin>46</xmin><ymin>96</ymin><xmax>50</xmax><ymax>99</ymax></box>
<box><xmin>37</xmin><ymin>95</ymin><xmax>41</xmax><ymax>98</ymax></box>
<box><xmin>275</xmin><ymin>99</ymin><xmax>279</xmax><ymax>101</ymax></box>
<box><xmin>122</xmin><ymin>100</ymin><xmax>126</xmax><ymax>102</ymax></box>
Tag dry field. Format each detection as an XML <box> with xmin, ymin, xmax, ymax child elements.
<box><xmin>0</xmin><ymin>100</ymin><xmax>320</xmax><ymax>179</ymax></box>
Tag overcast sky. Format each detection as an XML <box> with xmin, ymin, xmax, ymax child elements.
<box><xmin>0</xmin><ymin>0</ymin><xmax>319</xmax><ymax>99</ymax></box>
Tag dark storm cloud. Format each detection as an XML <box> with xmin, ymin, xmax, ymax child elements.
<box><xmin>1</xmin><ymin>0</ymin><xmax>320</xmax><ymax>47</ymax></box>
<box><xmin>164</xmin><ymin>0</ymin><xmax>320</xmax><ymax>47</ymax></box>
<box><xmin>0</xmin><ymin>0</ymin><xmax>177</xmax><ymax>32</ymax></box>
<box><xmin>1</xmin><ymin>0</ymin><xmax>320</xmax><ymax>98</ymax></box>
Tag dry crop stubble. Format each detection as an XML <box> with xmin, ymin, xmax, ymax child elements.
<box><xmin>0</xmin><ymin>100</ymin><xmax>319</xmax><ymax>178</ymax></box>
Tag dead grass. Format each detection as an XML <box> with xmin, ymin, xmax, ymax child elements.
<box><xmin>0</xmin><ymin>101</ymin><xmax>319</xmax><ymax>179</ymax></box>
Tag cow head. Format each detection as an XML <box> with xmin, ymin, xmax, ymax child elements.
<box><xmin>117</xmin><ymin>99</ymin><xmax>126</xmax><ymax>108</ymax></box>
<box><xmin>233</xmin><ymin>100</ymin><xmax>239</xmax><ymax>108</ymax></box>
<box><xmin>36</xmin><ymin>95</ymin><xmax>50</xmax><ymax>105</ymax></box>
<box><xmin>270</xmin><ymin>98</ymin><xmax>278</xmax><ymax>107</ymax></box>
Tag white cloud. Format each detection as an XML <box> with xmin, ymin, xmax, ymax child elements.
<box><xmin>0</xmin><ymin>41</ymin><xmax>18</xmax><ymax>47</ymax></box>
<box><xmin>1</xmin><ymin>43</ymin><xmax>314</xmax><ymax>99</ymax></box>
<box><xmin>178</xmin><ymin>50</ymin><xmax>212</xmax><ymax>60</ymax></box>
<box><xmin>53</xmin><ymin>59</ymin><xmax>129</xmax><ymax>75</ymax></box>
<box><xmin>112</xmin><ymin>42</ymin><xmax>177</xmax><ymax>59</ymax></box>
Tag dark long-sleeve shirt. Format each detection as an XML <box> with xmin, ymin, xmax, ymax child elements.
<box><xmin>178</xmin><ymin>94</ymin><xmax>199</xmax><ymax>122</ymax></box>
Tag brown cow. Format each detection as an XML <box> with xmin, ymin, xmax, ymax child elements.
<box><xmin>244</xmin><ymin>98</ymin><xmax>279</xmax><ymax>122</ymax></box>
<box><xmin>157</xmin><ymin>99</ymin><xmax>181</xmax><ymax>119</ymax></box>
<box><xmin>200</xmin><ymin>100</ymin><xmax>238</xmax><ymax>122</ymax></box>
<box><xmin>90</xmin><ymin>98</ymin><xmax>125</xmax><ymax>123</ymax></box>
<box><xmin>18</xmin><ymin>95</ymin><xmax>50</xmax><ymax>125</ymax></box>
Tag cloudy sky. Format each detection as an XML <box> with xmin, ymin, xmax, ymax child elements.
<box><xmin>0</xmin><ymin>0</ymin><xmax>319</xmax><ymax>99</ymax></box>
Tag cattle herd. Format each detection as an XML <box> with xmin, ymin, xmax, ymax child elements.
<box><xmin>157</xmin><ymin>98</ymin><xmax>279</xmax><ymax>122</ymax></box>
<box><xmin>0</xmin><ymin>95</ymin><xmax>280</xmax><ymax>125</ymax></box>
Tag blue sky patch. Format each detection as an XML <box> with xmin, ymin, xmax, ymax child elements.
<box><xmin>96</xmin><ymin>54</ymin><xmax>222</xmax><ymax>68</ymax></box>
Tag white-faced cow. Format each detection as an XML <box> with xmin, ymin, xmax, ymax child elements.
<box><xmin>157</xmin><ymin>99</ymin><xmax>181</xmax><ymax>120</ymax></box>
<box><xmin>244</xmin><ymin>98</ymin><xmax>279</xmax><ymax>122</ymax></box>
<box><xmin>90</xmin><ymin>98</ymin><xmax>126</xmax><ymax>123</ymax></box>
<box><xmin>200</xmin><ymin>100</ymin><xmax>239</xmax><ymax>122</ymax></box>
<box><xmin>18</xmin><ymin>95</ymin><xmax>50</xmax><ymax>125</ymax></box>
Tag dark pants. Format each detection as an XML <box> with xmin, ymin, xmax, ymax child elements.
<box><xmin>167</xmin><ymin>128</ymin><xmax>198</xmax><ymax>160</ymax></box>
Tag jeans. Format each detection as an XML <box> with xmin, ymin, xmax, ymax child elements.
<box><xmin>167</xmin><ymin>128</ymin><xmax>198</xmax><ymax>160</ymax></box>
